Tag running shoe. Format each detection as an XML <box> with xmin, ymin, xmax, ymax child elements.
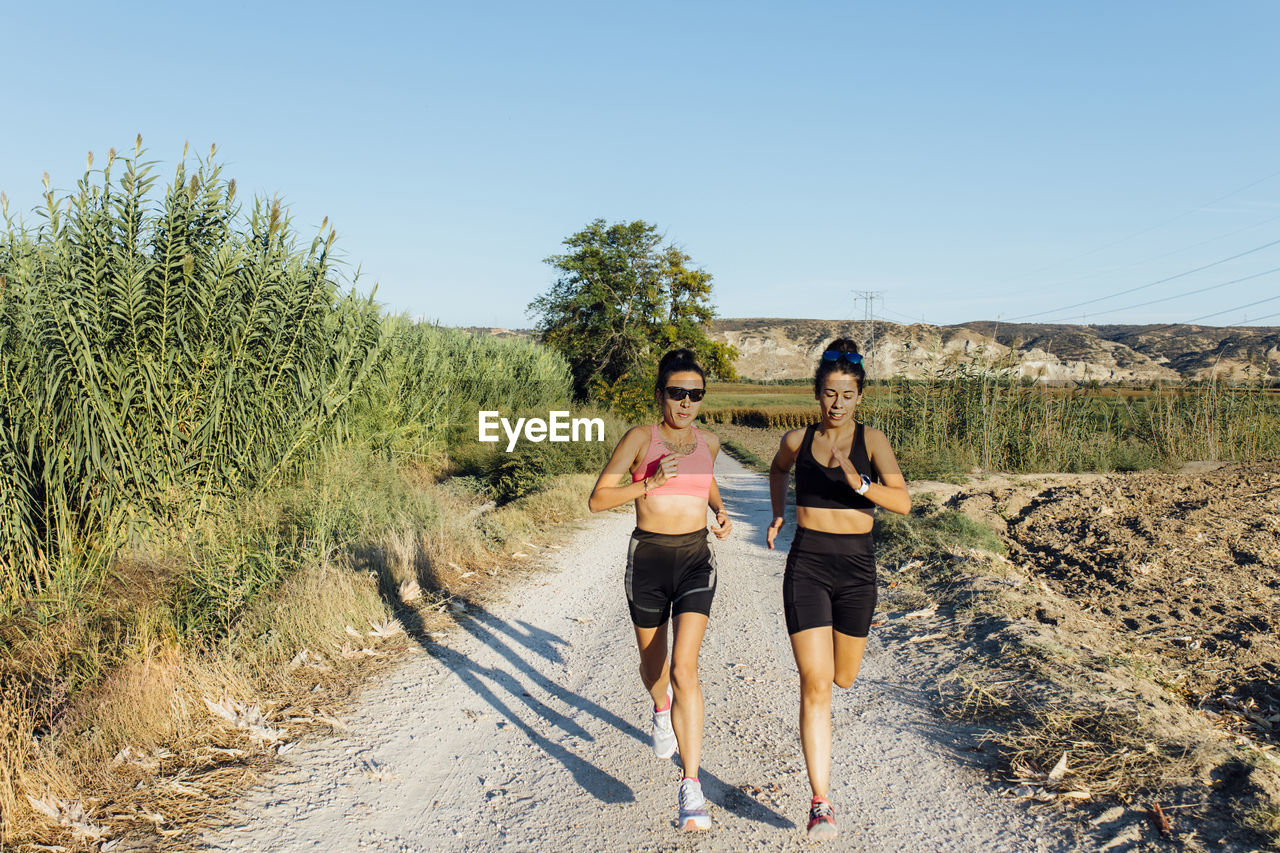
<box><xmin>807</xmin><ymin>796</ymin><xmax>837</xmax><ymax>841</ymax></box>
<box><xmin>651</xmin><ymin>686</ymin><xmax>676</xmax><ymax>759</ymax></box>
<box><xmin>677</xmin><ymin>777</ymin><xmax>711</xmax><ymax>831</ymax></box>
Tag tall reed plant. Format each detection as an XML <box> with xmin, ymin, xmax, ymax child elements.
<box><xmin>349</xmin><ymin>320</ymin><xmax>573</xmax><ymax>462</ymax></box>
<box><xmin>0</xmin><ymin>141</ymin><xmax>385</xmax><ymax>605</ymax></box>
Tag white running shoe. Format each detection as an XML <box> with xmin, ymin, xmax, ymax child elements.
<box><xmin>677</xmin><ymin>777</ymin><xmax>711</xmax><ymax>831</ymax></box>
<box><xmin>651</xmin><ymin>685</ymin><xmax>676</xmax><ymax>759</ymax></box>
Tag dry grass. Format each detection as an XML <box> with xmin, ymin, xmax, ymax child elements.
<box><xmin>939</xmin><ymin>667</ymin><xmax>1019</xmax><ymax>721</ymax></box>
<box><xmin>879</xmin><ymin>518</ymin><xmax>1270</xmax><ymax>844</ymax></box>
<box><xmin>1</xmin><ymin>458</ymin><xmax>597</xmax><ymax>850</ymax></box>
<box><xmin>994</xmin><ymin>705</ymin><xmax>1204</xmax><ymax>799</ymax></box>
<box><xmin>1248</xmin><ymin>803</ymin><xmax>1280</xmax><ymax>841</ymax></box>
<box><xmin>3</xmin><ymin>556</ymin><xmax>393</xmax><ymax>849</ymax></box>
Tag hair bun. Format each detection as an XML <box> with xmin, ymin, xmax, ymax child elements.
<box><xmin>659</xmin><ymin>348</ymin><xmax>698</xmax><ymax>369</ymax></box>
<box><xmin>655</xmin><ymin>348</ymin><xmax>706</xmax><ymax>398</ymax></box>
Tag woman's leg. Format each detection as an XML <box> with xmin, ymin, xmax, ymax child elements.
<box><xmin>669</xmin><ymin>611</ymin><xmax>709</xmax><ymax>776</ymax></box>
<box><xmin>633</xmin><ymin>623</ymin><xmax>671</xmax><ymax>707</ymax></box>
<box><xmin>790</xmin><ymin>626</ymin><xmax>836</xmax><ymax>797</ymax></box>
<box><xmin>832</xmin><ymin>630</ymin><xmax>869</xmax><ymax>689</ymax></box>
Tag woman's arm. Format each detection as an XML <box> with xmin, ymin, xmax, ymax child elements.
<box><xmin>707</xmin><ymin>477</ymin><xmax>732</xmax><ymax>539</ymax></box>
<box><xmin>859</xmin><ymin>427</ymin><xmax>911</xmax><ymax>515</ymax></box>
<box><xmin>588</xmin><ymin>426</ymin><xmax>659</xmax><ymax>513</ymax></box>
<box><xmin>703</xmin><ymin>434</ymin><xmax>732</xmax><ymax>538</ymax></box>
<box><xmin>766</xmin><ymin>429</ymin><xmax>803</xmax><ymax>549</ymax></box>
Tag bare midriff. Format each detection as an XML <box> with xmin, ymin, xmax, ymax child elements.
<box><xmin>636</xmin><ymin>493</ymin><xmax>711</xmax><ymax>535</ymax></box>
<box><xmin>796</xmin><ymin>505</ymin><xmax>874</xmax><ymax>535</ymax></box>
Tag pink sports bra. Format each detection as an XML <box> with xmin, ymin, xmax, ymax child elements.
<box><xmin>632</xmin><ymin>425</ymin><xmax>714</xmax><ymax>499</ymax></box>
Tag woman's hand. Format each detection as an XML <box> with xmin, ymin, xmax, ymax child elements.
<box><xmin>646</xmin><ymin>453</ymin><xmax>679</xmax><ymax>492</ymax></box>
<box><xmin>829</xmin><ymin>443</ymin><xmax>869</xmax><ymax>493</ymax></box>
<box><xmin>829</xmin><ymin>442</ymin><xmax>856</xmax><ymax>475</ymax></box>
<box><xmin>710</xmin><ymin>508</ymin><xmax>732</xmax><ymax>539</ymax></box>
<box><xmin>766</xmin><ymin>516</ymin><xmax>785</xmax><ymax>549</ymax></box>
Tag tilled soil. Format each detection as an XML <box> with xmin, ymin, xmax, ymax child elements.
<box><xmin>950</xmin><ymin>461</ymin><xmax>1280</xmax><ymax>739</ymax></box>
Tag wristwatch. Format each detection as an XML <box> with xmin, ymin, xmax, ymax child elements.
<box><xmin>855</xmin><ymin>474</ymin><xmax>871</xmax><ymax>496</ymax></box>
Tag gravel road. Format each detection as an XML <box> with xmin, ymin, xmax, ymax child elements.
<box><xmin>201</xmin><ymin>453</ymin><xmax>1084</xmax><ymax>852</ymax></box>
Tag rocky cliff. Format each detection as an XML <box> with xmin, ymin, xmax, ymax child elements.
<box><xmin>711</xmin><ymin>319</ymin><xmax>1280</xmax><ymax>383</ymax></box>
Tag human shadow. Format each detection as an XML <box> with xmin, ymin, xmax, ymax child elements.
<box><xmin>455</xmin><ymin>608</ymin><xmax>641</xmax><ymax>744</ymax></box>
<box><xmin>393</xmin><ymin>597</ymin><xmax>634</xmax><ymax>804</ymax></box>
<box><xmin>696</xmin><ymin>763</ymin><xmax>796</xmax><ymax>829</ymax></box>
<box><xmin>392</xmin><ymin>590</ymin><xmax>793</xmax><ymax>825</ymax></box>
<box><xmin>464</xmin><ymin>604</ymin><xmax>793</xmax><ymax>826</ymax></box>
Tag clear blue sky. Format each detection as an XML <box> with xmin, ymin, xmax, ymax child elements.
<box><xmin>4</xmin><ymin>1</ymin><xmax>1279</xmax><ymax>328</ymax></box>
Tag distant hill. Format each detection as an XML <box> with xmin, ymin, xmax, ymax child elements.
<box><xmin>710</xmin><ymin>319</ymin><xmax>1280</xmax><ymax>383</ymax></box>
<box><xmin>457</xmin><ymin>319</ymin><xmax>1280</xmax><ymax>383</ymax></box>
<box><xmin>459</xmin><ymin>327</ymin><xmax>530</xmax><ymax>339</ymax></box>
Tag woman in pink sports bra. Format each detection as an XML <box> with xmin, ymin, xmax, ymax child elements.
<box><xmin>588</xmin><ymin>348</ymin><xmax>732</xmax><ymax>832</ymax></box>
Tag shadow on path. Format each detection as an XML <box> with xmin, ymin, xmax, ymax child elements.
<box><xmin>394</xmin><ymin>598</ymin><xmax>635</xmax><ymax>804</ymax></box>
<box><xmin>388</xmin><ymin>585</ymin><xmax>793</xmax><ymax>825</ymax></box>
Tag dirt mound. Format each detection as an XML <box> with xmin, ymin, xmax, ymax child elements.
<box><xmin>882</xmin><ymin>462</ymin><xmax>1280</xmax><ymax>847</ymax></box>
<box><xmin>994</xmin><ymin>461</ymin><xmax>1280</xmax><ymax>723</ymax></box>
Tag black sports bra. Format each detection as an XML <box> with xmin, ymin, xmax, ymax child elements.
<box><xmin>795</xmin><ymin>423</ymin><xmax>878</xmax><ymax>510</ymax></box>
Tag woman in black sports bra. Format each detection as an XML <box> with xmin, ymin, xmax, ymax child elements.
<box><xmin>765</xmin><ymin>338</ymin><xmax>910</xmax><ymax>842</ymax></box>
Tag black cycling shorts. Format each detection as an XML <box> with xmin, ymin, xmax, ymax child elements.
<box><xmin>783</xmin><ymin>527</ymin><xmax>877</xmax><ymax>637</ymax></box>
<box><xmin>625</xmin><ymin>528</ymin><xmax>717</xmax><ymax>629</ymax></box>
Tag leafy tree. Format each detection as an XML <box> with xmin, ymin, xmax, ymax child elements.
<box><xmin>528</xmin><ymin>219</ymin><xmax>736</xmax><ymax>403</ymax></box>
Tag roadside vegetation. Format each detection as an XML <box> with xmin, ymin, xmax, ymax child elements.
<box><xmin>703</xmin><ymin>353</ymin><xmax>1279</xmax><ymax>482</ymax></box>
<box><xmin>0</xmin><ymin>144</ymin><xmax>621</xmax><ymax>850</ymax></box>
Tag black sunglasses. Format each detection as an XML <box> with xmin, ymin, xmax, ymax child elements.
<box><xmin>664</xmin><ymin>386</ymin><xmax>706</xmax><ymax>402</ymax></box>
<box><xmin>822</xmin><ymin>350</ymin><xmax>864</xmax><ymax>365</ymax></box>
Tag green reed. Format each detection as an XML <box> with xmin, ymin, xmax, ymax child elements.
<box><xmin>703</xmin><ymin>348</ymin><xmax>1278</xmax><ymax>477</ymax></box>
<box><xmin>348</xmin><ymin>319</ymin><xmax>573</xmax><ymax>462</ymax></box>
<box><xmin>0</xmin><ymin>142</ymin><xmax>385</xmax><ymax>604</ymax></box>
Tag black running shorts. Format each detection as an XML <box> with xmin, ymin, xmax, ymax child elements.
<box><xmin>625</xmin><ymin>528</ymin><xmax>717</xmax><ymax>629</ymax></box>
<box><xmin>783</xmin><ymin>527</ymin><xmax>877</xmax><ymax>637</ymax></box>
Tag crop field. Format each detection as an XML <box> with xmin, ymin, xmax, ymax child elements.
<box><xmin>704</xmin><ymin>374</ymin><xmax>1280</xmax><ymax>480</ymax></box>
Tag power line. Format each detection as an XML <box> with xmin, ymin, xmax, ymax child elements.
<box><xmin>1001</xmin><ymin>209</ymin><xmax>1280</xmax><ymax>299</ymax></box>
<box><xmin>1182</xmin><ymin>293</ymin><xmax>1280</xmax><ymax>325</ymax></box>
<box><xmin>992</xmin><ymin>168</ymin><xmax>1280</xmax><ymax>287</ymax></box>
<box><xmin>1036</xmin><ymin>265</ymin><xmax>1280</xmax><ymax>324</ymax></box>
<box><xmin>1240</xmin><ymin>309</ymin><xmax>1280</xmax><ymax>325</ymax></box>
<box><xmin>878</xmin><ymin>305</ymin><xmax>926</xmax><ymax>325</ymax></box>
<box><xmin>853</xmin><ymin>290</ymin><xmax>881</xmax><ymax>378</ymax></box>
<box><xmin>1005</xmin><ymin>236</ymin><xmax>1280</xmax><ymax>322</ymax></box>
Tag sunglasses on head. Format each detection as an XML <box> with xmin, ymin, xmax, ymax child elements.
<box><xmin>822</xmin><ymin>350</ymin><xmax>863</xmax><ymax>365</ymax></box>
<box><xmin>664</xmin><ymin>386</ymin><xmax>706</xmax><ymax>402</ymax></box>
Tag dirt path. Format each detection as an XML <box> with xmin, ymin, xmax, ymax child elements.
<box><xmin>200</xmin><ymin>454</ymin><xmax>1082</xmax><ymax>852</ymax></box>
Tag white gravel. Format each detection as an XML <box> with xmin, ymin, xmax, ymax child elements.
<box><xmin>200</xmin><ymin>453</ymin><xmax>1085</xmax><ymax>852</ymax></box>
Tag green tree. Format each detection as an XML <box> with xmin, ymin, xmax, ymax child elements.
<box><xmin>528</xmin><ymin>219</ymin><xmax>737</xmax><ymax>403</ymax></box>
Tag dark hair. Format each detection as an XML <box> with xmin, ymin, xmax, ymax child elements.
<box><xmin>655</xmin><ymin>348</ymin><xmax>705</xmax><ymax>397</ymax></box>
<box><xmin>814</xmin><ymin>338</ymin><xmax>865</xmax><ymax>394</ymax></box>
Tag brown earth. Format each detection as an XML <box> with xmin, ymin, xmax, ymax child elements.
<box><xmin>962</xmin><ymin>461</ymin><xmax>1280</xmax><ymax>722</ymax></box>
<box><xmin>934</xmin><ymin>461</ymin><xmax>1280</xmax><ymax>850</ymax></box>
